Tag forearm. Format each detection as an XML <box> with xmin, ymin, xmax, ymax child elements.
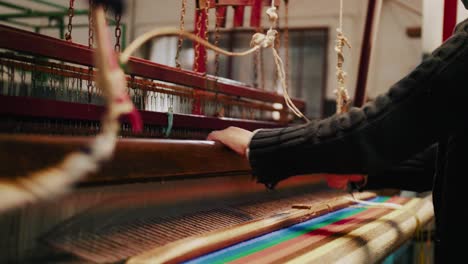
<box><xmin>249</xmin><ymin>22</ymin><xmax>468</xmax><ymax>188</ymax></box>
<box><xmin>249</xmin><ymin>97</ymin><xmax>442</xmax><ymax>187</ymax></box>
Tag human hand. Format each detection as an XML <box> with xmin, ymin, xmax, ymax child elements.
<box><xmin>326</xmin><ymin>174</ymin><xmax>366</xmax><ymax>190</ymax></box>
<box><xmin>207</xmin><ymin>127</ymin><xmax>254</xmax><ymax>157</ymax></box>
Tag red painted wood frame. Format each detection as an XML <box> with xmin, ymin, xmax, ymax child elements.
<box><xmin>216</xmin><ymin>6</ymin><xmax>228</xmax><ymax>28</ymax></box>
<box><xmin>194</xmin><ymin>1</ymin><xmax>209</xmax><ymax>75</ymax></box>
<box><xmin>0</xmin><ymin>25</ymin><xmax>305</xmax><ymax>131</ymax></box>
<box><xmin>443</xmin><ymin>0</ymin><xmax>458</xmax><ymax>41</ymax></box>
<box><xmin>250</xmin><ymin>0</ymin><xmax>264</xmax><ymax>28</ymax></box>
<box><xmin>354</xmin><ymin>0</ymin><xmax>377</xmax><ymax>107</ymax></box>
<box><xmin>193</xmin><ymin>2</ymin><xmax>209</xmax><ymax>114</ymax></box>
<box><xmin>199</xmin><ymin>0</ymin><xmax>280</xmax><ymax>9</ymax></box>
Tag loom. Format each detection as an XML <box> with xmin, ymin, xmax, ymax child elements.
<box><xmin>0</xmin><ymin>0</ymin><xmax>435</xmax><ymax>263</ymax></box>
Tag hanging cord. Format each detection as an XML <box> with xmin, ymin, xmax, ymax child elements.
<box><xmin>175</xmin><ymin>0</ymin><xmax>187</xmax><ymax>69</ymax></box>
<box><xmin>331</xmin><ymin>0</ymin><xmax>390</xmax><ymax>217</ymax></box>
<box><xmin>253</xmin><ymin>2</ymin><xmax>265</xmax><ymax>89</ymax></box>
<box><xmin>193</xmin><ymin>1</ymin><xmax>206</xmax><ymax>73</ymax></box>
<box><xmin>264</xmin><ymin>0</ymin><xmax>307</xmax><ymax>120</ymax></box>
<box><xmin>272</xmin><ymin>9</ymin><xmax>280</xmax><ymax>90</ymax></box>
<box><xmin>114</xmin><ymin>12</ymin><xmax>122</xmax><ymax>52</ymax></box>
<box><xmin>335</xmin><ymin>0</ymin><xmax>351</xmax><ymax>114</ymax></box>
<box><xmin>88</xmin><ymin>2</ymin><xmax>94</xmax><ymax>47</ymax></box>
<box><xmin>0</xmin><ymin>6</ymin><xmax>142</xmax><ymax>214</ymax></box>
<box><xmin>120</xmin><ymin>0</ymin><xmax>308</xmax><ymax>122</ymax></box>
<box><xmin>65</xmin><ymin>0</ymin><xmax>75</xmax><ymax>41</ymax></box>
<box><xmin>213</xmin><ymin>5</ymin><xmax>223</xmax><ymax>116</ymax></box>
<box><xmin>122</xmin><ymin>30</ymin><xmax>258</xmax><ymax>64</ymax></box>
<box><xmin>333</xmin><ymin>0</ymin><xmax>387</xmax><ymax>214</ymax></box>
<box><xmin>214</xmin><ymin>14</ymin><xmax>221</xmax><ymax>76</ymax></box>
<box><xmin>345</xmin><ymin>196</ymin><xmax>403</xmax><ymax>210</ymax></box>
<box><xmin>87</xmin><ymin>0</ymin><xmax>95</xmax><ymax>102</ymax></box>
<box><xmin>284</xmin><ymin>0</ymin><xmax>290</xmax><ymax>91</ymax></box>
<box><xmin>203</xmin><ymin>1</ymin><xmax>210</xmax><ymax>75</ymax></box>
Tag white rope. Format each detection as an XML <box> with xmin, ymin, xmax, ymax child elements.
<box><xmin>339</xmin><ymin>0</ymin><xmax>343</xmax><ymax>31</ymax></box>
<box><xmin>345</xmin><ymin>196</ymin><xmax>404</xmax><ymax>210</ymax></box>
<box><xmin>121</xmin><ymin>28</ymin><xmax>260</xmax><ymax>64</ymax></box>
<box><xmin>335</xmin><ymin>0</ymin><xmax>351</xmax><ymax>114</ymax></box>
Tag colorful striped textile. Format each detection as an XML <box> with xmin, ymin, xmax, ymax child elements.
<box><xmin>184</xmin><ymin>196</ymin><xmax>433</xmax><ymax>264</ymax></box>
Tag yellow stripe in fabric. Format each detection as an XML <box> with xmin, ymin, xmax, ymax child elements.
<box><xmin>285</xmin><ymin>198</ymin><xmax>421</xmax><ymax>264</ymax></box>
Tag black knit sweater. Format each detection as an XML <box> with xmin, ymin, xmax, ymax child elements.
<box><xmin>248</xmin><ymin>18</ymin><xmax>468</xmax><ymax>264</ymax></box>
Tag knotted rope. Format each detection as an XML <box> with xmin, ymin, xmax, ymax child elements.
<box><xmin>335</xmin><ymin>0</ymin><xmax>351</xmax><ymax>114</ymax></box>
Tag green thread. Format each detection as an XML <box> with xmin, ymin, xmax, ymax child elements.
<box><xmin>164</xmin><ymin>107</ymin><xmax>173</xmax><ymax>137</ymax></box>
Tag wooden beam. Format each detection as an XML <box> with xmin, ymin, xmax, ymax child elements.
<box><xmin>0</xmin><ymin>95</ymin><xmax>281</xmax><ymax>131</ymax></box>
<box><xmin>443</xmin><ymin>0</ymin><xmax>458</xmax><ymax>41</ymax></box>
<box><xmin>354</xmin><ymin>0</ymin><xmax>379</xmax><ymax>107</ymax></box>
<box><xmin>0</xmin><ymin>135</ymin><xmax>251</xmax><ymax>184</ymax></box>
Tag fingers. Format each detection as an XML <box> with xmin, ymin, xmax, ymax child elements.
<box><xmin>207</xmin><ymin>128</ymin><xmax>231</xmax><ymax>142</ymax></box>
<box><xmin>206</xmin><ymin>127</ymin><xmax>250</xmax><ymax>157</ymax></box>
<box><xmin>206</xmin><ymin>131</ymin><xmax>219</xmax><ymax>141</ymax></box>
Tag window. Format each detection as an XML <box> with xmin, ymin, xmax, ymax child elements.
<box><xmin>150</xmin><ymin>28</ymin><xmax>328</xmax><ymax>118</ymax></box>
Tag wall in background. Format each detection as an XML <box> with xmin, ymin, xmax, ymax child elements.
<box><xmin>367</xmin><ymin>0</ymin><xmax>422</xmax><ymax>99</ymax></box>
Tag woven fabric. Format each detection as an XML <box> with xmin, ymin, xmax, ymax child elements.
<box><xmin>186</xmin><ymin>196</ymin><xmax>433</xmax><ymax>264</ymax></box>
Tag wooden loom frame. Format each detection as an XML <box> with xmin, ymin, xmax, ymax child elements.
<box><xmin>0</xmin><ymin>0</ymin><xmax>387</xmax><ymax>130</ymax></box>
